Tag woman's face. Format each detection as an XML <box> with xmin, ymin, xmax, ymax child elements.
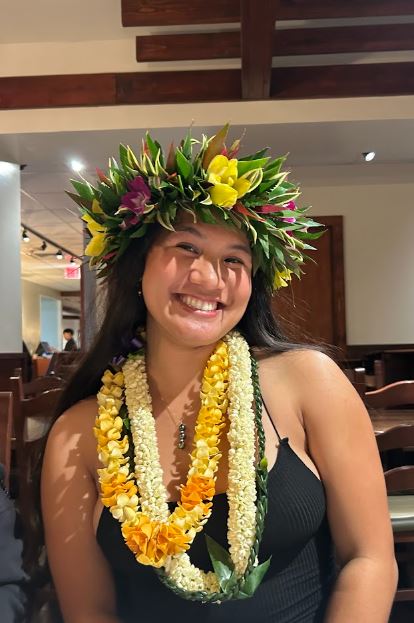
<box><xmin>142</xmin><ymin>217</ymin><xmax>253</xmax><ymax>349</ymax></box>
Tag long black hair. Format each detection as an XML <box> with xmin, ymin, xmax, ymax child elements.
<box><xmin>56</xmin><ymin>223</ymin><xmax>310</xmax><ymax>418</ymax></box>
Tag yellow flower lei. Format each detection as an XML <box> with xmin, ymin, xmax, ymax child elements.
<box><xmin>94</xmin><ymin>331</ymin><xmax>258</xmax><ymax>596</ymax></box>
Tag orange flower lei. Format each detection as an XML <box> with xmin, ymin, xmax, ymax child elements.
<box><xmin>95</xmin><ymin>331</ymin><xmax>260</xmax><ymax>597</ymax></box>
<box><xmin>95</xmin><ymin>341</ymin><xmax>228</xmax><ymax>568</ymax></box>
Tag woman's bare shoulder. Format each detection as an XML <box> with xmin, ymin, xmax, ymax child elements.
<box><xmin>46</xmin><ymin>396</ymin><xmax>98</xmax><ymax>470</ymax></box>
<box><xmin>256</xmin><ymin>347</ymin><xmax>334</xmax><ymax>378</ymax></box>
<box><xmin>50</xmin><ymin>396</ymin><xmax>97</xmax><ymax>436</ymax></box>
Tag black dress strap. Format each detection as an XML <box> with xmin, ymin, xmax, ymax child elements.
<box><xmin>261</xmin><ymin>394</ymin><xmax>283</xmax><ymax>442</ymax></box>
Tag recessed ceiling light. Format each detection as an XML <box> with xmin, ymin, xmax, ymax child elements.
<box><xmin>22</xmin><ymin>229</ymin><xmax>30</xmax><ymax>242</ymax></box>
<box><xmin>56</xmin><ymin>249</ymin><xmax>64</xmax><ymax>260</ymax></box>
<box><xmin>70</xmin><ymin>159</ymin><xmax>84</xmax><ymax>172</ymax></box>
<box><xmin>362</xmin><ymin>151</ymin><xmax>376</xmax><ymax>162</ymax></box>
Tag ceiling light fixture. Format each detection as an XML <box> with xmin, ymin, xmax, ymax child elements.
<box><xmin>40</xmin><ymin>240</ymin><xmax>47</xmax><ymax>251</ymax></box>
<box><xmin>362</xmin><ymin>151</ymin><xmax>376</xmax><ymax>162</ymax></box>
<box><xmin>69</xmin><ymin>256</ymin><xmax>77</xmax><ymax>265</ymax></box>
<box><xmin>70</xmin><ymin>159</ymin><xmax>84</xmax><ymax>172</ymax></box>
<box><xmin>56</xmin><ymin>249</ymin><xmax>64</xmax><ymax>260</ymax></box>
<box><xmin>22</xmin><ymin>229</ymin><xmax>30</xmax><ymax>242</ymax></box>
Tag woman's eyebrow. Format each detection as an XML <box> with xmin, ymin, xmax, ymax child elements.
<box><xmin>173</xmin><ymin>225</ymin><xmax>251</xmax><ymax>255</ymax></box>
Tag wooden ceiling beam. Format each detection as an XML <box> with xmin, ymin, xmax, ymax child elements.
<box><xmin>116</xmin><ymin>69</ymin><xmax>241</xmax><ymax>104</ymax></box>
<box><xmin>136</xmin><ymin>23</ymin><xmax>414</xmax><ymax>62</ymax></box>
<box><xmin>121</xmin><ymin>0</ymin><xmax>239</xmax><ymax>26</ymax></box>
<box><xmin>122</xmin><ymin>0</ymin><xmax>414</xmax><ymax>27</ymax></box>
<box><xmin>271</xmin><ymin>62</ymin><xmax>414</xmax><ymax>99</ymax></box>
<box><xmin>240</xmin><ymin>0</ymin><xmax>275</xmax><ymax>99</ymax></box>
<box><xmin>1</xmin><ymin>63</ymin><xmax>414</xmax><ymax>109</ymax></box>
<box><xmin>0</xmin><ymin>74</ymin><xmax>115</xmax><ymax>109</ymax></box>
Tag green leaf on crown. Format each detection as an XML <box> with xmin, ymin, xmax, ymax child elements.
<box><xmin>240</xmin><ymin>147</ymin><xmax>269</xmax><ymax>162</ymax></box>
<box><xmin>145</xmin><ymin>132</ymin><xmax>160</xmax><ymax>163</ymax></box>
<box><xmin>180</xmin><ymin>129</ymin><xmax>193</xmax><ymax>160</ymax></box>
<box><xmin>99</xmin><ymin>183</ymin><xmax>121</xmax><ymax>212</ymax></box>
<box><xmin>71</xmin><ymin>179</ymin><xmax>94</xmax><ymax>201</ymax></box>
<box><xmin>176</xmin><ymin>150</ymin><xmax>194</xmax><ymax>182</ymax></box>
<box><xmin>202</xmin><ymin>123</ymin><xmax>229</xmax><ymax>169</ymax></box>
<box><xmin>66</xmin><ymin>191</ymin><xmax>92</xmax><ymax>211</ymax></box>
<box><xmin>237</xmin><ymin>158</ymin><xmax>269</xmax><ymax>177</ymax></box>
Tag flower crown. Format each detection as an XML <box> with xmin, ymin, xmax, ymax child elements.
<box><xmin>68</xmin><ymin>124</ymin><xmax>322</xmax><ymax>289</ymax></box>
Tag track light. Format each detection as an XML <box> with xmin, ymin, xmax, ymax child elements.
<box><xmin>69</xmin><ymin>256</ymin><xmax>77</xmax><ymax>265</ymax></box>
<box><xmin>362</xmin><ymin>151</ymin><xmax>376</xmax><ymax>162</ymax></box>
<box><xmin>56</xmin><ymin>249</ymin><xmax>63</xmax><ymax>260</ymax></box>
<box><xmin>40</xmin><ymin>240</ymin><xmax>47</xmax><ymax>251</ymax></box>
<box><xmin>22</xmin><ymin>229</ymin><xmax>30</xmax><ymax>242</ymax></box>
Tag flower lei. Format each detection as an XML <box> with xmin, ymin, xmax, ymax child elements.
<box><xmin>95</xmin><ymin>331</ymin><xmax>270</xmax><ymax>601</ymax></box>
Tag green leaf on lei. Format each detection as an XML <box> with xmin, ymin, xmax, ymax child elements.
<box><xmin>238</xmin><ymin>557</ymin><xmax>272</xmax><ymax>598</ymax></box>
<box><xmin>205</xmin><ymin>535</ymin><xmax>236</xmax><ymax>591</ymax></box>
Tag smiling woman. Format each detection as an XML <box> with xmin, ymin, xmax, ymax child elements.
<box><xmin>41</xmin><ymin>126</ymin><xmax>397</xmax><ymax>623</ymax></box>
<box><xmin>142</xmin><ymin>219</ymin><xmax>252</xmax><ymax>348</ymax></box>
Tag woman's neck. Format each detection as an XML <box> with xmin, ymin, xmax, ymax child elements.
<box><xmin>144</xmin><ymin>325</ymin><xmax>218</xmax><ymax>403</ymax></box>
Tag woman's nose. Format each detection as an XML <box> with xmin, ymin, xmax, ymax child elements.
<box><xmin>189</xmin><ymin>257</ymin><xmax>224</xmax><ymax>289</ymax></box>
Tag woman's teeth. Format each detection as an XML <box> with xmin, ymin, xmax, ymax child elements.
<box><xmin>180</xmin><ymin>295</ymin><xmax>218</xmax><ymax>311</ymax></box>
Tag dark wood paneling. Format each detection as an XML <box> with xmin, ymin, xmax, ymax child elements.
<box><xmin>276</xmin><ymin>23</ymin><xmax>414</xmax><ymax>56</ymax></box>
<box><xmin>2</xmin><ymin>62</ymin><xmax>414</xmax><ymax>110</ymax></box>
<box><xmin>136</xmin><ymin>32</ymin><xmax>240</xmax><ymax>62</ymax></box>
<box><xmin>273</xmin><ymin>216</ymin><xmax>346</xmax><ymax>351</ymax></box>
<box><xmin>122</xmin><ymin>0</ymin><xmax>414</xmax><ymax>27</ymax></box>
<box><xmin>240</xmin><ymin>0</ymin><xmax>274</xmax><ymax>99</ymax></box>
<box><xmin>116</xmin><ymin>69</ymin><xmax>241</xmax><ymax>104</ymax></box>
<box><xmin>0</xmin><ymin>74</ymin><xmax>115</xmax><ymax>110</ymax></box>
<box><xmin>121</xmin><ymin>0</ymin><xmax>239</xmax><ymax>26</ymax></box>
<box><xmin>278</xmin><ymin>0</ymin><xmax>414</xmax><ymax>20</ymax></box>
<box><xmin>347</xmin><ymin>344</ymin><xmax>414</xmax><ymax>359</ymax></box>
<box><xmin>137</xmin><ymin>23</ymin><xmax>414</xmax><ymax>62</ymax></box>
<box><xmin>271</xmin><ymin>62</ymin><xmax>414</xmax><ymax>99</ymax></box>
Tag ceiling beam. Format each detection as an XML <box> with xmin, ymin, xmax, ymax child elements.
<box><xmin>2</xmin><ymin>63</ymin><xmax>414</xmax><ymax>109</ymax></box>
<box><xmin>278</xmin><ymin>0</ymin><xmax>414</xmax><ymax>20</ymax></box>
<box><xmin>0</xmin><ymin>74</ymin><xmax>115</xmax><ymax>109</ymax></box>
<box><xmin>136</xmin><ymin>23</ymin><xmax>414</xmax><ymax>62</ymax></box>
<box><xmin>122</xmin><ymin>0</ymin><xmax>414</xmax><ymax>27</ymax></box>
<box><xmin>116</xmin><ymin>69</ymin><xmax>241</xmax><ymax>104</ymax></box>
<box><xmin>270</xmin><ymin>62</ymin><xmax>414</xmax><ymax>99</ymax></box>
<box><xmin>240</xmin><ymin>0</ymin><xmax>275</xmax><ymax>99</ymax></box>
<box><xmin>121</xmin><ymin>0</ymin><xmax>239</xmax><ymax>26</ymax></box>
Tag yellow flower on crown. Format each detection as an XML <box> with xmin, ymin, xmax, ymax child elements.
<box><xmin>82</xmin><ymin>211</ymin><xmax>107</xmax><ymax>257</ymax></box>
<box><xmin>273</xmin><ymin>268</ymin><xmax>293</xmax><ymax>289</ymax></box>
<box><xmin>207</xmin><ymin>155</ymin><xmax>252</xmax><ymax>208</ymax></box>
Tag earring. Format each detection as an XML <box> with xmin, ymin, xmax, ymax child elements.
<box><xmin>138</xmin><ymin>279</ymin><xmax>142</xmax><ymax>297</ymax></box>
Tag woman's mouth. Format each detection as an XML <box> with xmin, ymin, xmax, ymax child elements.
<box><xmin>177</xmin><ymin>294</ymin><xmax>223</xmax><ymax>313</ymax></box>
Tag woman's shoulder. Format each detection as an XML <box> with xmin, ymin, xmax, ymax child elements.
<box><xmin>256</xmin><ymin>347</ymin><xmax>336</xmax><ymax>377</ymax></box>
<box><xmin>256</xmin><ymin>347</ymin><xmax>347</xmax><ymax>401</ymax></box>
<box><xmin>46</xmin><ymin>397</ymin><xmax>99</xmax><ymax>472</ymax></box>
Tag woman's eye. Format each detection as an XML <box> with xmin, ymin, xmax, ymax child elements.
<box><xmin>225</xmin><ymin>257</ymin><xmax>244</xmax><ymax>265</ymax></box>
<box><xmin>177</xmin><ymin>243</ymin><xmax>198</xmax><ymax>254</ymax></box>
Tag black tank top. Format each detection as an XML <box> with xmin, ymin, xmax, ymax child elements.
<box><xmin>97</xmin><ymin>411</ymin><xmax>336</xmax><ymax>622</ymax></box>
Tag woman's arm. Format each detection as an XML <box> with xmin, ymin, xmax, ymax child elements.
<box><xmin>41</xmin><ymin>401</ymin><xmax>120</xmax><ymax>623</ymax></box>
<box><xmin>294</xmin><ymin>351</ymin><xmax>397</xmax><ymax>623</ymax></box>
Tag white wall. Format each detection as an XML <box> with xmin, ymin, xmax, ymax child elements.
<box><xmin>0</xmin><ymin>162</ymin><xmax>21</xmax><ymax>352</ymax></box>
<box><xmin>21</xmin><ymin>279</ymin><xmax>61</xmax><ymax>354</ymax></box>
<box><xmin>302</xmin><ymin>165</ymin><xmax>414</xmax><ymax>345</ymax></box>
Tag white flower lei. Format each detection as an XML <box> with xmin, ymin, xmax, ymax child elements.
<box><xmin>122</xmin><ymin>330</ymin><xmax>257</xmax><ymax>594</ymax></box>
